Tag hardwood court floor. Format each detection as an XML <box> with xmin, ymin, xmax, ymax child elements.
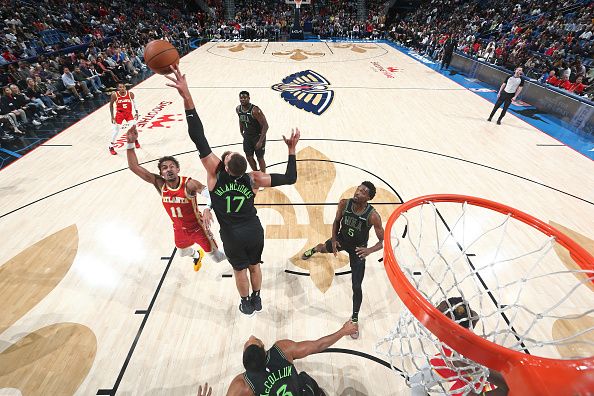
<box><xmin>0</xmin><ymin>41</ymin><xmax>593</xmax><ymax>395</ymax></box>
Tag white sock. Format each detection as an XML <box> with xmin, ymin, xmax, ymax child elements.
<box><xmin>180</xmin><ymin>245</ymin><xmax>204</xmax><ymax>258</ymax></box>
<box><xmin>110</xmin><ymin>123</ymin><xmax>120</xmax><ymax>146</ymax></box>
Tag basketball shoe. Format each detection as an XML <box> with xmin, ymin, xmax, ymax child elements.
<box><xmin>193</xmin><ymin>247</ymin><xmax>205</xmax><ymax>272</ymax></box>
<box><xmin>135</xmin><ymin>140</ymin><xmax>141</xmax><ymax>149</ymax></box>
<box><xmin>301</xmin><ymin>247</ymin><xmax>316</xmax><ymax>260</ymax></box>
<box><xmin>250</xmin><ymin>291</ymin><xmax>262</xmax><ymax>312</ymax></box>
<box><xmin>109</xmin><ymin>146</ymin><xmax>117</xmax><ymax>155</ymax></box>
<box><xmin>239</xmin><ymin>298</ymin><xmax>255</xmax><ymax>317</ymax></box>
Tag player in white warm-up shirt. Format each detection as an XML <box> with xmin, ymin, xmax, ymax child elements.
<box><xmin>488</xmin><ymin>67</ymin><xmax>524</xmax><ymax>125</ymax></box>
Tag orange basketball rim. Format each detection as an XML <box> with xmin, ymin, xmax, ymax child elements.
<box><xmin>383</xmin><ymin>194</ymin><xmax>594</xmax><ymax>396</ymax></box>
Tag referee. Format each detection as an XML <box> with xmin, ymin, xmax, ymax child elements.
<box><xmin>488</xmin><ymin>67</ymin><xmax>524</xmax><ymax>125</ymax></box>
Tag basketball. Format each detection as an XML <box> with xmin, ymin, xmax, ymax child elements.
<box><xmin>144</xmin><ymin>40</ymin><xmax>179</xmax><ymax>75</ymax></box>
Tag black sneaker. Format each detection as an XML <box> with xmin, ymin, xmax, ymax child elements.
<box><xmin>251</xmin><ymin>294</ymin><xmax>262</xmax><ymax>312</ymax></box>
<box><xmin>239</xmin><ymin>298</ymin><xmax>255</xmax><ymax>317</ymax></box>
<box><xmin>496</xmin><ymin>119</ymin><xmax>502</xmax><ymax>125</ymax></box>
<box><xmin>301</xmin><ymin>248</ymin><xmax>316</xmax><ymax>260</ymax></box>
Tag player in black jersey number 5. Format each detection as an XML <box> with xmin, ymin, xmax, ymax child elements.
<box><xmin>301</xmin><ymin>182</ymin><xmax>384</xmax><ymax>339</ymax></box>
<box><xmin>165</xmin><ymin>65</ymin><xmax>300</xmax><ymax>317</ymax></box>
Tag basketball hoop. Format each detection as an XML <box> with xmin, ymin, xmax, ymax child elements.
<box><xmin>378</xmin><ymin>195</ymin><xmax>594</xmax><ymax>396</ymax></box>
<box><xmin>286</xmin><ymin>0</ymin><xmax>309</xmax><ymax>8</ymax></box>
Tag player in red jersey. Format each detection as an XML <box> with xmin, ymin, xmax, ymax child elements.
<box><xmin>409</xmin><ymin>298</ymin><xmax>508</xmax><ymax>396</ymax></box>
<box><xmin>125</xmin><ymin>125</ymin><xmax>226</xmax><ymax>270</ymax></box>
<box><xmin>109</xmin><ymin>82</ymin><xmax>139</xmax><ymax>155</ymax></box>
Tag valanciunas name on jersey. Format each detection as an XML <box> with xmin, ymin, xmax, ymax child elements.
<box><xmin>214</xmin><ymin>182</ymin><xmax>254</xmax><ymax>199</ymax></box>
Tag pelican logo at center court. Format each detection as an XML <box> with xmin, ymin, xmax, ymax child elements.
<box><xmin>271</xmin><ymin>70</ymin><xmax>334</xmax><ymax>115</ymax></box>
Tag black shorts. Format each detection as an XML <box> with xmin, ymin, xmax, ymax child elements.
<box><xmin>299</xmin><ymin>372</ymin><xmax>325</xmax><ymax>396</ymax></box>
<box><xmin>220</xmin><ymin>219</ymin><xmax>264</xmax><ymax>270</ymax></box>
<box><xmin>323</xmin><ymin>234</ymin><xmax>366</xmax><ymax>267</ymax></box>
<box><xmin>243</xmin><ymin>133</ymin><xmax>265</xmax><ymax>158</ymax></box>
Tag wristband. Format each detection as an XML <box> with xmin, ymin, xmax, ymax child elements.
<box><xmin>126</xmin><ymin>142</ymin><xmax>135</xmax><ymax>149</ymax></box>
<box><xmin>200</xmin><ymin>188</ymin><xmax>212</xmax><ymax>208</ymax></box>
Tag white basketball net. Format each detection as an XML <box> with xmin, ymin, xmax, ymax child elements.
<box><xmin>294</xmin><ymin>0</ymin><xmax>302</xmax><ymax>9</ymax></box>
<box><xmin>376</xmin><ymin>200</ymin><xmax>594</xmax><ymax>395</ymax></box>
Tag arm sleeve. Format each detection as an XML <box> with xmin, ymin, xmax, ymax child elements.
<box><xmin>185</xmin><ymin>108</ymin><xmax>212</xmax><ymax>159</ymax></box>
<box><xmin>270</xmin><ymin>154</ymin><xmax>297</xmax><ymax>186</ymax></box>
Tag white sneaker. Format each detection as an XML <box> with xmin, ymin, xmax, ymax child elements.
<box><xmin>32</xmin><ymin>120</ymin><xmax>41</xmax><ymax>126</ymax></box>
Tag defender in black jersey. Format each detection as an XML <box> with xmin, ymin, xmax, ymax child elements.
<box><xmin>227</xmin><ymin>321</ymin><xmax>358</xmax><ymax>396</ymax></box>
<box><xmin>301</xmin><ymin>182</ymin><xmax>385</xmax><ymax>339</ymax></box>
<box><xmin>165</xmin><ymin>65</ymin><xmax>299</xmax><ymax>317</ymax></box>
<box><xmin>237</xmin><ymin>91</ymin><xmax>269</xmax><ymax>173</ymax></box>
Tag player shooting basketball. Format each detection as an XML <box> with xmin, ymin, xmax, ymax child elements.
<box><xmin>125</xmin><ymin>125</ymin><xmax>226</xmax><ymax>271</ymax></box>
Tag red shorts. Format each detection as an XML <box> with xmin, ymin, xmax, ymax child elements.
<box><xmin>115</xmin><ymin>112</ymin><xmax>134</xmax><ymax>125</ymax></box>
<box><xmin>173</xmin><ymin>226</ymin><xmax>216</xmax><ymax>252</ymax></box>
<box><xmin>430</xmin><ymin>356</ymin><xmax>493</xmax><ymax>395</ymax></box>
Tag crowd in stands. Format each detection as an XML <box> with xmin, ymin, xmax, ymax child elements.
<box><xmin>1</xmin><ymin>0</ymin><xmax>591</xmax><ymax>141</ymax></box>
<box><xmin>0</xmin><ymin>0</ymin><xmax>206</xmax><ymax>141</ymax></box>
<box><xmin>207</xmin><ymin>0</ymin><xmax>293</xmax><ymax>40</ymax></box>
<box><xmin>308</xmin><ymin>0</ymin><xmax>387</xmax><ymax>40</ymax></box>
<box><xmin>388</xmin><ymin>0</ymin><xmax>594</xmax><ymax>99</ymax></box>
<box><xmin>200</xmin><ymin>0</ymin><xmax>388</xmax><ymax>40</ymax></box>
